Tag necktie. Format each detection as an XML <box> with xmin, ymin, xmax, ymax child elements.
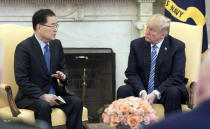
<box><xmin>148</xmin><ymin>45</ymin><xmax>157</xmax><ymax>94</ymax></box>
<box><xmin>44</xmin><ymin>44</ymin><xmax>55</xmax><ymax>95</ymax></box>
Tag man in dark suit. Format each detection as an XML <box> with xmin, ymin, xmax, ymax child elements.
<box><xmin>14</xmin><ymin>9</ymin><xmax>83</xmax><ymax>129</ymax></box>
<box><xmin>117</xmin><ymin>14</ymin><xmax>188</xmax><ymax>115</ymax></box>
<box><xmin>145</xmin><ymin>52</ymin><xmax>210</xmax><ymax>129</ymax></box>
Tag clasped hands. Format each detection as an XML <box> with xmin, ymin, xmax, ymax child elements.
<box><xmin>40</xmin><ymin>71</ymin><xmax>66</xmax><ymax>106</ymax></box>
<box><xmin>141</xmin><ymin>91</ymin><xmax>157</xmax><ymax>105</ymax></box>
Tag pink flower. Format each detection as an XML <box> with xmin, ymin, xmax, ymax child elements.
<box><xmin>102</xmin><ymin>113</ymin><xmax>110</xmax><ymax>124</ymax></box>
<box><xmin>149</xmin><ymin>113</ymin><xmax>158</xmax><ymax>122</ymax></box>
<box><xmin>110</xmin><ymin>114</ymin><xmax>119</xmax><ymax>126</ymax></box>
<box><xmin>119</xmin><ymin>103</ymin><xmax>130</xmax><ymax>113</ymax></box>
<box><xmin>117</xmin><ymin>114</ymin><xmax>124</xmax><ymax>122</ymax></box>
<box><xmin>143</xmin><ymin>115</ymin><xmax>151</xmax><ymax>125</ymax></box>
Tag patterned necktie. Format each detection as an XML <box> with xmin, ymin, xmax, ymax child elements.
<box><xmin>44</xmin><ymin>44</ymin><xmax>50</xmax><ymax>73</ymax></box>
<box><xmin>148</xmin><ymin>45</ymin><xmax>157</xmax><ymax>94</ymax></box>
<box><xmin>44</xmin><ymin>44</ymin><xmax>55</xmax><ymax>95</ymax></box>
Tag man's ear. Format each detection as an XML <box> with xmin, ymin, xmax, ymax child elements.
<box><xmin>161</xmin><ymin>33</ymin><xmax>166</xmax><ymax>39</ymax></box>
<box><xmin>36</xmin><ymin>24</ymin><xmax>41</xmax><ymax>32</ymax></box>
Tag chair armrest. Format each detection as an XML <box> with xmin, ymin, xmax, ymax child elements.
<box><xmin>57</xmin><ymin>79</ymin><xmax>75</xmax><ymax>96</ymax></box>
<box><xmin>187</xmin><ymin>81</ymin><xmax>196</xmax><ymax>109</ymax></box>
<box><xmin>0</xmin><ymin>84</ymin><xmax>21</xmax><ymax>117</ymax></box>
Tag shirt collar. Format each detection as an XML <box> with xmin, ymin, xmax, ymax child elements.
<box><xmin>151</xmin><ymin>39</ymin><xmax>164</xmax><ymax>49</ymax></box>
<box><xmin>35</xmin><ymin>34</ymin><xmax>49</xmax><ymax>54</ymax></box>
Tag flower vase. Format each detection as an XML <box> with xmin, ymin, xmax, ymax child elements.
<box><xmin>116</xmin><ymin>125</ymin><xmax>131</xmax><ymax>129</ymax></box>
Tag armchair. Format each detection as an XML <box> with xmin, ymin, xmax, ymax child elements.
<box><xmin>0</xmin><ymin>24</ymin><xmax>88</xmax><ymax>126</ymax></box>
<box><xmin>125</xmin><ymin>22</ymin><xmax>203</xmax><ymax>118</ymax></box>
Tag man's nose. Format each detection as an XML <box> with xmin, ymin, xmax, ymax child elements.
<box><xmin>145</xmin><ymin>29</ymin><xmax>150</xmax><ymax>35</ymax></box>
<box><xmin>54</xmin><ymin>28</ymin><xmax>58</xmax><ymax>32</ymax></box>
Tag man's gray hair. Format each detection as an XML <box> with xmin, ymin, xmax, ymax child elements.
<box><xmin>147</xmin><ymin>14</ymin><xmax>171</xmax><ymax>35</ymax></box>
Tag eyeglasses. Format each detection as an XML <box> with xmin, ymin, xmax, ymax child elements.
<box><xmin>40</xmin><ymin>24</ymin><xmax>59</xmax><ymax>29</ymax></box>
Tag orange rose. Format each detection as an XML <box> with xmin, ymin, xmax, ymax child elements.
<box><xmin>127</xmin><ymin>115</ymin><xmax>139</xmax><ymax>129</ymax></box>
<box><xmin>139</xmin><ymin>101</ymin><xmax>151</xmax><ymax>113</ymax></box>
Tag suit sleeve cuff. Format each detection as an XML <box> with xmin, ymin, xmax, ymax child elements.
<box><xmin>139</xmin><ymin>90</ymin><xmax>147</xmax><ymax>97</ymax></box>
<box><xmin>154</xmin><ymin>90</ymin><xmax>161</xmax><ymax>100</ymax></box>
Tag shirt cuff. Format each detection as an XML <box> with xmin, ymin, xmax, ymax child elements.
<box><xmin>139</xmin><ymin>90</ymin><xmax>147</xmax><ymax>97</ymax></box>
<box><xmin>154</xmin><ymin>90</ymin><xmax>161</xmax><ymax>100</ymax></box>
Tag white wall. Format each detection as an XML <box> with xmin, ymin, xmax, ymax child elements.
<box><xmin>57</xmin><ymin>21</ymin><xmax>131</xmax><ymax>89</ymax></box>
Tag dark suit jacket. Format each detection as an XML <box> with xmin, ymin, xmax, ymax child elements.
<box><xmin>125</xmin><ymin>35</ymin><xmax>188</xmax><ymax>100</ymax></box>
<box><xmin>14</xmin><ymin>35</ymin><xmax>69</xmax><ymax>108</ymax></box>
<box><xmin>145</xmin><ymin>99</ymin><xmax>210</xmax><ymax>129</ymax></box>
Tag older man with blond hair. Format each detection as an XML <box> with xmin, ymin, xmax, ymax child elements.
<box><xmin>117</xmin><ymin>14</ymin><xmax>188</xmax><ymax>115</ymax></box>
<box><xmin>145</xmin><ymin>52</ymin><xmax>210</xmax><ymax>129</ymax></box>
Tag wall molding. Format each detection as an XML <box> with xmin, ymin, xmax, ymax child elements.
<box><xmin>137</xmin><ymin>0</ymin><xmax>156</xmax><ymax>3</ymax></box>
<box><xmin>0</xmin><ymin>0</ymin><xmax>135</xmax><ymax>21</ymax></box>
<box><xmin>0</xmin><ymin>0</ymin><xmax>156</xmax><ymax>22</ymax></box>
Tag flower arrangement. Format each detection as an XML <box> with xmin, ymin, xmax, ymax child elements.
<box><xmin>102</xmin><ymin>96</ymin><xmax>158</xmax><ymax>129</ymax></box>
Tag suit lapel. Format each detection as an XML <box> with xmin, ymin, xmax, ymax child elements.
<box><xmin>143</xmin><ymin>40</ymin><xmax>151</xmax><ymax>85</ymax></box>
<box><xmin>49</xmin><ymin>41</ymin><xmax>55</xmax><ymax>74</ymax></box>
<box><xmin>31</xmin><ymin>35</ymin><xmax>49</xmax><ymax>75</ymax></box>
<box><xmin>156</xmin><ymin>37</ymin><xmax>169</xmax><ymax>77</ymax></box>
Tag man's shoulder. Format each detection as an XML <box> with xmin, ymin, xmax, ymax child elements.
<box><xmin>131</xmin><ymin>37</ymin><xmax>145</xmax><ymax>46</ymax></box>
<box><xmin>16</xmin><ymin>35</ymin><xmax>34</xmax><ymax>48</ymax></box>
<box><xmin>167</xmin><ymin>35</ymin><xmax>185</xmax><ymax>47</ymax></box>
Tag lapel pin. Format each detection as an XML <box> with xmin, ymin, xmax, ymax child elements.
<box><xmin>164</xmin><ymin>47</ymin><xmax>167</xmax><ymax>51</ymax></box>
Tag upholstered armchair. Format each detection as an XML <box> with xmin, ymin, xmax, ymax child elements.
<box><xmin>0</xmin><ymin>24</ymin><xmax>88</xmax><ymax>126</ymax></box>
<box><xmin>125</xmin><ymin>22</ymin><xmax>203</xmax><ymax>118</ymax></box>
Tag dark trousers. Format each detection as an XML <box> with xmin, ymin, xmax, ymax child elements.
<box><xmin>27</xmin><ymin>96</ymin><xmax>83</xmax><ymax>129</ymax></box>
<box><xmin>117</xmin><ymin>85</ymin><xmax>183</xmax><ymax>115</ymax></box>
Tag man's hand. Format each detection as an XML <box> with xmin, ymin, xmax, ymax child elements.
<box><xmin>51</xmin><ymin>71</ymin><xmax>66</xmax><ymax>81</ymax></box>
<box><xmin>40</xmin><ymin>94</ymin><xmax>59</xmax><ymax>106</ymax></box>
<box><xmin>141</xmin><ymin>92</ymin><xmax>148</xmax><ymax>101</ymax></box>
<box><xmin>147</xmin><ymin>91</ymin><xmax>157</xmax><ymax>105</ymax></box>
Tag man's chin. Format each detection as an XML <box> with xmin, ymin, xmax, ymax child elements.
<box><xmin>51</xmin><ymin>37</ymin><xmax>56</xmax><ymax>41</ymax></box>
<box><xmin>145</xmin><ymin>38</ymin><xmax>151</xmax><ymax>43</ymax></box>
